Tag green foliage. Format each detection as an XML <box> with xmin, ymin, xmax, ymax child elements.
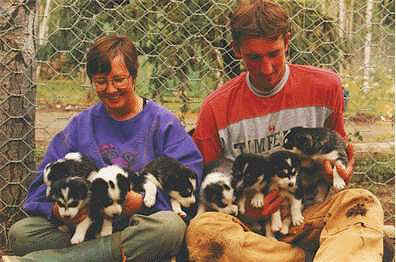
<box><xmin>343</xmin><ymin>63</ymin><xmax>394</xmax><ymax>120</ymax></box>
<box><xmin>276</xmin><ymin>0</ymin><xmax>344</xmax><ymax>71</ymax></box>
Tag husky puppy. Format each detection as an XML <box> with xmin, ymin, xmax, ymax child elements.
<box><xmin>283</xmin><ymin>127</ymin><xmax>348</xmax><ymax>192</ymax></box>
<box><xmin>43</xmin><ymin>152</ymin><xmax>98</xmax><ymax>198</ymax></box>
<box><xmin>135</xmin><ymin>156</ymin><xmax>197</xmax><ymax>218</ymax></box>
<box><xmin>231</xmin><ymin>153</ymin><xmax>272</xmax><ymax>215</ymax></box>
<box><xmin>265</xmin><ymin>150</ymin><xmax>304</xmax><ymax>237</ymax></box>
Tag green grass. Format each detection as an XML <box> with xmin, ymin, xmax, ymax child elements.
<box><xmin>37</xmin><ymin>80</ymin><xmax>97</xmax><ymax>107</ymax></box>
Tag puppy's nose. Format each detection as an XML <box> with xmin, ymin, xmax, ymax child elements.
<box><xmin>288</xmin><ymin>182</ymin><xmax>294</xmax><ymax>187</ymax></box>
<box><xmin>63</xmin><ymin>215</ymin><xmax>71</xmax><ymax>220</ymax></box>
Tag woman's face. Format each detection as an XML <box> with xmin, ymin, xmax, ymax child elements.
<box><xmin>92</xmin><ymin>55</ymin><xmax>136</xmax><ymax>120</ymax></box>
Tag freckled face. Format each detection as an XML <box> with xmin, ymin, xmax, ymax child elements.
<box><xmin>93</xmin><ymin>55</ymin><xmax>135</xmax><ymax>118</ymax></box>
<box><xmin>233</xmin><ymin>34</ymin><xmax>289</xmax><ymax>92</ymax></box>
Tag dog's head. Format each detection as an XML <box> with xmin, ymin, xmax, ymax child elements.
<box><xmin>269</xmin><ymin>150</ymin><xmax>302</xmax><ymax>192</ymax></box>
<box><xmin>283</xmin><ymin>127</ymin><xmax>313</xmax><ymax>153</ymax></box>
<box><xmin>231</xmin><ymin>153</ymin><xmax>271</xmax><ymax>195</ymax></box>
<box><xmin>167</xmin><ymin>165</ymin><xmax>197</xmax><ymax>208</ymax></box>
<box><xmin>201</xmin><ymin>172</ymin><xmax>237</xmax><ymax>216</ymax></box>
<box><xmin>48</xmin><ymin>177</ymin><xmax>90</xmax><ymax>219</ymax></box>
<box><xmin>43</xmin><ymin>152</ymin><xmax>98</xmax><ymax>197</ymax></box>
<box><xmin>283</xmin><ymin>127</ymin><xmax>334</xmax><ymax>155</ymax></box>
<box><xmin>89</xmin><ymin>165</ymin><xmax>131</xmax><ymax>218</ymax></box>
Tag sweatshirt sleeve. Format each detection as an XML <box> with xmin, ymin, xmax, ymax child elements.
<box><xmin>152</xmin><ymin>114</ymin><xmax>203</xmax><ymax>219</ymax></box>
<box><xmin>23</xmin><ymin>119</ymin><xmax>77</xmax><ymax>220</ymax></box>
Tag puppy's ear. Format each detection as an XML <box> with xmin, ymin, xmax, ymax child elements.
<box><xmin>71</xmin><ymin>178</ymin><xmax>90</xmax><ymax>200</ymax></box>
<box><xmin>203</xmin><ymin>184</ymin><xmax>222</xmax><ymax>203</ymax></box>
<box><xmin>116</xmin><ymin>173</ymin><xmax>130</xmax><ymax>194</ymax></box>
<box><xmin>90</xmin><ymin>178</ymin><xmax>108</xmax><ymax>199</ymax></box>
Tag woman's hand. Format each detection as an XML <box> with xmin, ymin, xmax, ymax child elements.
<box><xmin>123</xmin><ymin>191</ymin><xmax>144</xmax><ymax>217</ymax></box>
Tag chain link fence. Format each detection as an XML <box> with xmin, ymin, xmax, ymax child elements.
<box><xmin>0</xmin><ymin>0</ymin><xmax>394</xmax><ymax>251</ymax></box>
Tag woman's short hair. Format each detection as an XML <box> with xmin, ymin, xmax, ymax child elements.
<box><xmin>86</xmin><ymin>35</ymin><xmax>139</xmax><ymax>79</ymax></box>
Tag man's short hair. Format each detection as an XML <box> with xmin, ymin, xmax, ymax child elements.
<box><xmin>230</xmin><ymin>0</ymin><xmax>290</xmax><ymax>46</ymax></box>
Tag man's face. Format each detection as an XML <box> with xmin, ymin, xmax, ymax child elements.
<box><xmin>233</xmin><ymin>34</ymin><xmax>289</xmax><ymax>92</ymax></box>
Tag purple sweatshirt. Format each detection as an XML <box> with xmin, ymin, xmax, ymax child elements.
<box><xmin>24</xmin><ymin>100</ymin><xmax>203</xmax><ymax>220</ymax></box>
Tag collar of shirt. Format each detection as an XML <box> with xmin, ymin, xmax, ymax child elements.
<box><xmin>246</xmin><ymin>64</ymin><xmax>290</xmax><ymax>97</ymax></box>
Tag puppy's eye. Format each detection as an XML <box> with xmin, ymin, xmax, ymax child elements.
<box><xmin>57</xmin><ymin>202</ymin><xmax>65</xmax><ymax>208</ymax></box>
<box><xmin>104</xmin><ymin>199</ymin><xmax>113</xmax><ymax>206</ymax></box>
<box><xmin>69</xmin><ymin>201</ymin><xmax>79</xmax><ymax>208</ymax></box>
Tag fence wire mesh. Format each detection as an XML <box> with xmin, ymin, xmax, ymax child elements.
<box><xmin>0</xmin><ymin>0</ymin><xmax>394</xmax><ymax>251</ymax></box>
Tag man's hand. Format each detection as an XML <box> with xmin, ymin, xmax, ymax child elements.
<box><xmin>323</xmin><ymin>143</ymin><xmax>355</xmax><ymax>184</ymax></box>
<box><xmin>52</xmin><ymin>203</ymin><xmax>88</xmax><ymax>226</ymax></box>
<box><xmin>123</xmin><ymin>191</ymin><xmax>144</xmax><ymax>217</ymax></box>
<box><xmin>244</xmin><ymin>190</ymin><xmax>284</xmax><ymax>220</ymax></box>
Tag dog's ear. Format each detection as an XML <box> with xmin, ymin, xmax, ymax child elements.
<box><xmin>203</xmin><ymin>184</ymin><xmax>223</xmax><ymax>203</ymax></box>
<box><xmin>71</xmin><ymin>178</ymin><xmax>90</xmax><ymax>200</ymax></box>
<box><xmin>90</xmin><ymin>178</ymin><xmax>108</xmax><ymax>199</ymax></box>
<box><xmin>116</xmin><ymin>173</ymin><xmax>130</xmax><ymax>195</ymax></box>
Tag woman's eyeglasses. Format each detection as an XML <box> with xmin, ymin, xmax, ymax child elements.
<box><xmin>92</xmin><ymin>75</ymin><xmax>131</xmax><ymax>90</ymax></box>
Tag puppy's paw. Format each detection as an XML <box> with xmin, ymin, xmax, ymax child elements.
<box><xmin>238</xmin><ymin>202</ymin><xmax>246</xmax><ymax>215</ymax></box>
<box><xmin>144</xmin><ymin>193</ymin><xmax>156</xmax><ymax>207</ymax></box>
<box><xmin>70</xmin><ymin>232</ymin><xmax>85</xmax><ymax>245</ymax></box>
<box><xmin>231</xmin><ymin>205</ymin><xmax>239</xmax><ymax>216</ymax></box>
<box><xmin>333</xmin><ymin>176</ymin><xmax>346</xmax><ymax>191</ymax></box>
<box><xmin>292</xmin><ymin>213</ymin><xmax>304</xmax><ymax>226</ymax></box>
<box><xmin>280</xmin><ymin>223</ymin><xmax>290</xmax><ymax>235</ymax></box>
<box><xmin>271</xmin><ymin>218</ymin><xmax>283</xmax><ymax>232</ymax></box>
<box><xmin>333</xmin><ymin>167</ymin><xmax>346</xmax><ymax>190</ymax></box>
<box><xmin>177</xmin><ymin>210</ymin><xmax>187</xmax><ymax>218</ymax></box>
<box><xmin>251</xmin><ymin>193</ymin><xmax>264</xmax><ymax>208</ymax></box>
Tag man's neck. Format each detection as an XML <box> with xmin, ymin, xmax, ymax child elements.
<box><xmin>246</xmin><ymin>64</ymin><xmax>290</xmax><ymax>97</ymax></box>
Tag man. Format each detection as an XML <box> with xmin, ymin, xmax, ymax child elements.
<box><xmin>187</xmin><ymin>1</ymin><xmax>385</xmax><ymax>261</ymax></box>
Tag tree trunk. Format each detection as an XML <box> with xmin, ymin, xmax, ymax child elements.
<box><xmin>338</xmin><ymin>0</ymin><xmax>346</xmax><ymax>38</ymax></box>
<box><xmin>362</xmin><ymin>0</ymin><xmax>374</xmax><ymax>93</ymax></box>
<box><xmin>0</xmin><ymin>0</ymin><xmax>38</xmax><ymax>249</ymax></box>
<box><xmin>38</xmin><ymin>0</ymin><xmax>51</xmax><ymax>46</ymax></box>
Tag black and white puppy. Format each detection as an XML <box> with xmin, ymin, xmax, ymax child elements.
<box><xmin>70</xmin><ymin>165</ymin><xmax>132</xmax><ymax>244</ymax></box>
<box><xmin>43</xmin><ymin>152</ymin><xmax>98</xmax><ymax>238</ymax></box>
<box><xmin>48</xmin><ymin>176</ymin><xmax>90</xmax><ymax>222</ymax></box>
<box><xmin>265</xmin><ymin>150</ymin><xmax>304</xmax><ymax>237</ymax></box>
<box><xmin>231</xmin><ymin>153</ymin><xmax>272</xmax><ymax>215</ymax></box>
<box><xmin>283</xmin><ymin>127</ymin><xmax>348</xmax><ymax>192</ymax></box>
<box><xmin>43</xmin><ymin>152</ymin><xmax>98</xmax><ymax>198</ymax></box>
<box><xmin>197</xmin><ymin>172</ymin><xmax>238</xmax><ymax>216</ymax></box>
<box><xmin>135</xmin><ymin>156</ymin><xmax>197</xmax><ymax>218</ymax></box>
<box><xmin>197</xmin><ymin>158</ymin><xmax>238</xmax><ymax>216</ymax></box>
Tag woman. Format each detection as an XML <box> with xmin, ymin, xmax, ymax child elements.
<box><xmin>6</xmin><ymin>35</ymin><xmax>203</xmax><ymax>262</ymax></box>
